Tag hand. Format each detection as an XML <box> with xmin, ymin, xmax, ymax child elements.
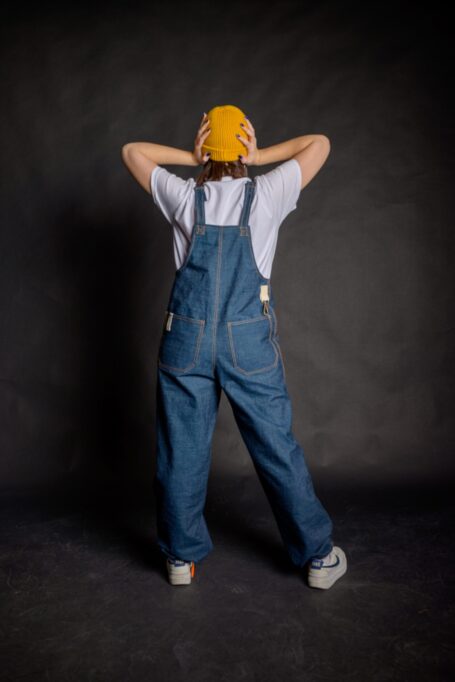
<box><xmin>237</xmin><ymin>117</ymin><xmax>260</xmax><ymax>165</ymax></box>
<box><xmin>192</xmin><ymin>113</ymin><xmax>212</xmax><ymax>165</ymax></box>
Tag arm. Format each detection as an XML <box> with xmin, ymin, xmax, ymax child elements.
<box><xmin>121</xmin><ymin>143</ymin><xmax>198</xmax><ymax>195</ymax></box>
<box><xmin>256</xmin><ymin>135</ymin><xmax>331</xmax><ymax>191</ymax></box>
<box><xmin>121</xmin><ymin>114</ymin><xmax>211</xmax><ymax>195</ymax></box>
<box><xmin>238</xmin><ymin>120</ymin><xmax>331</xmax><ymax>191</ymax></box>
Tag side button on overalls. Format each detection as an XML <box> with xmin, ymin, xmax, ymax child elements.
<box><xmin>153</xmin><ymin>177</ymin><xmax>334</xmax><ymax>568</ymax></box>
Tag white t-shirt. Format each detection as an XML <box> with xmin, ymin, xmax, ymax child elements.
<box><xmin>150</xmin><ymin>158</ymin><xmax>302</xmax><ymax>279</ymax></box>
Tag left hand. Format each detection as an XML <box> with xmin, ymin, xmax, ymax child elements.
<box><xmin>192</xmin><ymin>113</ymin><xmax>212</xmax><ymax>165</ymax></box>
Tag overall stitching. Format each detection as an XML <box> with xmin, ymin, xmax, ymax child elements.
<box><xmin>227</xmin><ymin>314</ymin><xmax>279</xmax><ymax>375</ymax></box>
<box><xmin>175</xmin><ymin>226</ymin><xmax>198</xmax><ymax>275</ymax></box>
<box><xmin>269</xmin><ymin>307</ymin><xmax>286</xmax><ymax>380</ymax></box>
<box><xmin>212</xmin><ymin>224</ymin><xmax>224</xmax><ymax>374</ymax></box>
<box><xmin>158</xmin><ymin>315</ymin><xmax>205</xmax><ymax>372</ymax></box>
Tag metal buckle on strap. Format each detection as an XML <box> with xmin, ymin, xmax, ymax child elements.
<box><xmin>239</xmin><ymin>226</ymin><xmax>248</xmax><ymax>236</ymax></box>
<box><xmin>196</xmin><ymin>224</ymin><xmax>205</xmax><ymax>235</ymax></box>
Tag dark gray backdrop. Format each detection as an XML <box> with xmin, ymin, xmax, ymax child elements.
<box><xmin>1</xmin><ymin>1</ymin><xmax>453</xmax><ymax>497</ymax></box>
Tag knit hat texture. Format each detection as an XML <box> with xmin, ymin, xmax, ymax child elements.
<box><xmin>201</xmin><ymin>104</ymin><xmax>247</xmax><ymax>162</ymax></box>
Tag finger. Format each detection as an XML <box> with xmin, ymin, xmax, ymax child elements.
<box><xmin>243</xmin><ymin>119</ymin><xmax>255</xmax><ymax>137</ymax></box>
<box><xmin>196</xmin><ymin>119</ymin><xmax>210</xmax><ymax>137</ymax></box>
<box><xmin>236</xmin><ymin>134</ymin><xmax>250</xmax><ymax>148</ymax></box>
<box><xmin>196</xmin><ymin>128</ymin><xmax>211</xmax><ymax>147</ymax></box>
<box><xmin>245</xmin><ymin>116</ymin><xmax>254</xmax><ymax>130</ymax></box>
<box><xmin>196</xmin><ymin>125</ymin><xmax>211</xmax><ymax>144</ymax></box>
<box><xmin>241</xmin><ymin>121</ymin><xmax>255</xmax><ymax>138</ymax></box>
<box><xmin>198</xmin><ymin>122</ymin><xmax>210</xmax><ymax>138</ymax></box>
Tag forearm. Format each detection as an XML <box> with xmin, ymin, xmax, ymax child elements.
<box><xmin>122</xmin><ymin>142</ymin><xmax>198</xmax><ymax>167</ymax></box>
<box><xmin>255</xmin><ymin>135</ymin><xmax>326</xmax><ymax>166</ymax></box>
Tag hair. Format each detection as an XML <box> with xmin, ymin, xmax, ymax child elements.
<box><xmin>195</xmin><ymin>159</ymin><xmax>248</xmax><ymax>186</ymax></box>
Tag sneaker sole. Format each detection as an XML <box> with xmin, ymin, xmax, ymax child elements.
<box><xmin>307</xmin><ymin>548</ymin><xmax>347</xmax><ymax>589</ymax></box>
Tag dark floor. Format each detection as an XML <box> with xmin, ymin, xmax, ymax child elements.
<box><xmin>1</xmin><ymin>475</ymin><xmax>454</xmax><ymax>682</ymax></box>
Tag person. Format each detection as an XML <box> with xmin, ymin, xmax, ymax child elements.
<box><xmin>121</xmin><ymin>104</ymin><xmax>347</xmax><ymax>590</ymax></box>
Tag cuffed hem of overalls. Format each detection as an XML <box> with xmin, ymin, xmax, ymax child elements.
<box><xmin>289</xmin><ymin>539</ymin><xmax>335</xmax><ymax>568</ymax></box>
<box><xmin>157</xmin><ymin>543</ymin><xmax>214</xmax><ymax>565</ymax></box>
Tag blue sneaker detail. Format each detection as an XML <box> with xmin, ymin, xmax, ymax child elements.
<box><xmin>166</xmin><ymin>557</ymin><xmax>195</xmax><ymax>585</ymax></box>
<box><xmin>307</xmin><ymin>546</ymin><xmax>347</xmax><ymax>590</ymax></box>
<box><xmin>310</xmin><ymin>558</ymin><xmax>325</xmax><ymax>570</ymax></box>
<box><xmin>311</xmin><ymin>555</ymin><xmax>340</xmax><ymax>569</ymax></box>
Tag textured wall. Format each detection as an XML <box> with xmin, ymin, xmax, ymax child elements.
<box><xmin>0</xmin><ymin>1</ymin><xmax>453</xmax><ymax>492</ymax></box>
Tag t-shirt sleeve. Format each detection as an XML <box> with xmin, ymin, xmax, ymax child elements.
<box><xmin>255</xmin><ymin>158</ymin><xmax>302</xmax><ymax>225</ymax></box>
<box><xmin>150</xmin><ymin>166</ymin><xmax>194</xmax><ymax>225</ymax></box>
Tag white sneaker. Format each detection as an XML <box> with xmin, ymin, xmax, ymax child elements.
<box><xmin>307</xmin><ymin>546</ymin><xmax>347</xmax><ymax>589</ymax></box>
<box><xmin>166</xmin><ymin>557</ymin><xmax>195</xmax><ymax>585</ymax></box>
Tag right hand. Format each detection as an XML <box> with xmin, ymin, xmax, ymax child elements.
<box><xmin>237</xmin><ymin>117</ymin><xmax>260</xmax><ymax>166</ymax></box>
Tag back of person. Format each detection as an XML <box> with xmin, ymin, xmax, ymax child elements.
<box><xmin>150</xmin><ymin>157</ymin><xmax>301</xmax><ymax>280</ymax></box>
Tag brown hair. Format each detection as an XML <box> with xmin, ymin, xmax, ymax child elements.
<box><xmin>195</xmin><ymin>159</ymin><xmax>248</xmax><ymax>187</ymax></box>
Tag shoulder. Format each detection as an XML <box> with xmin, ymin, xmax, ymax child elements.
<box><xmin>151</xmin><ymin>166</ymin><xmax>196</xmax><ymax>201</ymax></box>
<box><xmin>150</xmin><ymin>167</ymin><xmax>197</xmax><ymax>224</ymax></box>
<box><xmin>254</xmin><ymin>159</ymin><xmax>301</xmax><ymax>194</ymax></box>
<box><xmin>151</xmin><ymin>166</ymin><xmax>196</xmax><ymax>207</ymax></box>
<box><xmin>253</xmin><ymin>159</ymin><xmax>302</xmax><ymax>221</ymax></box>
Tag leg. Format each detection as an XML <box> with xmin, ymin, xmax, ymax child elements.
<box><xmin>221</xmin><ymin>362</ymin><xmax>334</xmax><ymax>568</ymax></box>
<box><xmin>154</xmin><ymin>367</ymin><xmax>221</xmax><ymax>563</ymax></box>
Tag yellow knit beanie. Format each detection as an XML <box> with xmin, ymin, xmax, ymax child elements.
<box><xmin>201</xmin><ymin>104</ymin><xmax>247</xmax><ymax>162</ymax></box>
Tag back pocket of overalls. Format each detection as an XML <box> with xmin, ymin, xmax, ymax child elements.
<box><xmin>227</xmin><ymin>315</ymin><xmax>278</xmax><ymax>375</ymax></box>
<box><xmin>158</xmin><ymin>312</ymin><xmax>205</xmax><ymax>372</ymax></box>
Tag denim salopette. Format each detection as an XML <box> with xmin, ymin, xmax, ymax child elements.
<box><xmin>154</xmin><ymin>177</ymin><xmax>334</xmax><ymax>567</ymax></box>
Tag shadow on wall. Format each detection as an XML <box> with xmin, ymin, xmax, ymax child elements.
<box><xmin>37</xmin><ymin>197</ymin><xmax>171</xmax><ymax>496</ymax></box>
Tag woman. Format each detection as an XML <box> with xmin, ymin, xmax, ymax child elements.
<box><xmin>121</xmin><ymin>104</ymin><xmax>347</xmax><ymax>590</ymax></box>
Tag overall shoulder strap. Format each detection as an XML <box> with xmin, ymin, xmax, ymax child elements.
<box><xmin>238</xmin><ymin>178</ymin><xmax>256</xmax><ymax>227</ymax></box>
<box><xmin>194</xmin><ymin>184</ymin><xmax>206</xmax><ymax>225</ymax></box>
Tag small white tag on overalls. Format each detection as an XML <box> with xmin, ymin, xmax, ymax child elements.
<box><xmin>165</xmin><ymin>311</ymin><xmax>173</xmax><ymax>331</ymax></box>
<box><xmin>260</xmin><ymin>284</ymin><xmax>269</xmax><ymax>314</ymax></box>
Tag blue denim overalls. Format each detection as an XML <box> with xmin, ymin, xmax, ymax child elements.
<box><xmin>153</xmin><ymin>177</ymin><xmax>334</xmax><ymax>568</ymax></box>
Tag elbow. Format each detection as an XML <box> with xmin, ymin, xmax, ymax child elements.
<box><xmin>121</xmin><ymin>143</ymin><xmax>132</xmax><ymax>161</ymax></box>
<box><xmin>317</xmin><ymin>134</ymin><xmax>331</xmax><ymax>153</ymax></box>
<box><xmin>319</xmin><ymin>135</ymin><xmax>331</xmax><ymax>158</ymax></box>
<box><xmin>122</xmin><ymin>142</ymin><xmax>139</xmax><ymax>157</ymax></box>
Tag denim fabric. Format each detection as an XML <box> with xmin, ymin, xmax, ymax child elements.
<box><xmin>153</xmin><ymin>178</ymin><xmax>334</xmax><ymax>568</ymax></box>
